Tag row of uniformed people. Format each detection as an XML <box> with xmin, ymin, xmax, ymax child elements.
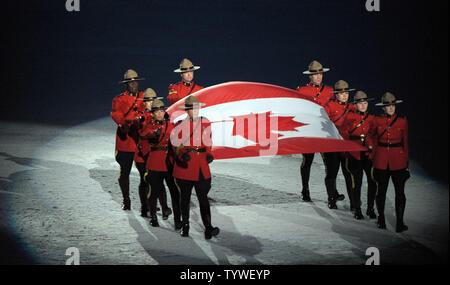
<box><xmin>111</xmin><ymin>58</ymin><xmax>410</xmax><ymax>235</ymax></box>
<box><xmin>297</xmin><ymin>61</ymin><xmax>409</xmax><ymax>233</ymax></box>
<box><xmin>110</xmin><ymin>59</ymin><xmax>219</xmax><ymax>239</ymax></box>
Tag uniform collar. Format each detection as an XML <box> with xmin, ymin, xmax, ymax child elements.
<box><xmin>183</xmin><ymin>81</ymin><xmax>192</xmax><ymax>87</ymax></box>
<box><xmin>337</xmin><ymin>101</ymin><xmax>347</xmax><ymax>106</ymax></box>
<box><xmin>385</xmin><ymin>113</ymin><xmax>396</xmax><ymax>118</ymax></box>
<box><xmin>127</xmin><ymin>91</ymin><xmax>138</xmax><ymax>97</ymax></box>
<box><xmin>357</xmin><ymin>111</ymin><xmax>367</xmax><ymax>116</ymax></box>
<box><xmin>309</xmin><ymin>82</ymin><xmax>322</xmax><ymax>88</ymax></box>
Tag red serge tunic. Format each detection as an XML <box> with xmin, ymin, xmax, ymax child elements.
<box><xmin>168</xmin><ymin>81</ymin><xmax>203</xmax><ymax>105</ymax></box>
<box><xmin>140</xmin><ymin>119</ymin><xmax>174</xmax><ymax>172</ymax></box>
<box><xmin>339</xmin><ymin>110</ymin><xmax>374</xmax><ymax>160</ymax></box>
<box><xmin>324</xmin><ymin>99</ymin><xmax>357</xmax><ymax>130</ymax></box>
<box><xmin>110</xmin><ymin>91</ymin><xmax>145</xmax><ymax>152</ymax></box>
<box><xmin>369</xmin><ymin>114</ymin><xmax>409</xmax><ymax>170</ymax></box>
<box><xmin>296</xmin><ymin>83</ymin><xmax>334</xmax><ymax>107</ymax></box>
<box><xmin>170</xmin><ymin>117</ymin><xmax>213</xmax><ymax>181</ymax></box>
<box><xmin>134</xmin><ymin>111</ymin><xmax>154</xmax><ymax>163</ymax></box>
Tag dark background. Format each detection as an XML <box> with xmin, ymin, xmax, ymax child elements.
<box><xmin>0</xmin><ymin>0</ymin><xmax>448</xmax><ymax>182</ymax></box>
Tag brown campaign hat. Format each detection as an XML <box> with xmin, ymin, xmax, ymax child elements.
<box><xmin>331</xmin><ymin>80</ymin><xmax>356</xmax><ymax>93</ymax></box>
<box><xmin>151</xmin><ymin>99</ymin><xmax>166</xmax><ymax>111</ymax></box>
<box><xmin>118</xmin><ymin>69</ymin><xmax>145</xmax><ymax>84</ymax></box>
<box><xmin>173</xmin><ymin>58</ymin><xmax>201</xmax><ymax>73</ymax></box>
<box><xmin>178</xmin><ymin>95</ymin><xmax>206</xmax><ymax>110</ymax></box>
<box><xmin>375</xmin><ymin>92</ymin><xmax>403</xmax><ymax>106</ymax></box>
<box><xmin>352</xmin><ymin>90</ymin><xmax>374</xmax><ymax>104</ymax></box>
<box><xmin>303</xmin><ymin>60</ymin><xmax>330</xmax><ymax>75</ymax></box>
<box><xmin>142</xmin><ymin>88</ymin><xmax>163</xmax><ymax>101</ymax></box>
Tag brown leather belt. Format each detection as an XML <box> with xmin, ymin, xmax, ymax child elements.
<box><xmin>186</xmin><ymin>147</ymin><xmax>206</xmax><ymax>153</ymax></box>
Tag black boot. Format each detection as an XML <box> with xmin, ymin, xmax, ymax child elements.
<box><xmin>336</xmin><ymin>192</ymin><xmax>345</xmax><ymax>201</ymax></box>
<box><xmin>301</xmin><ymin>188</ymin><xmax>312</xmax><ymax>202</ymax></box>
<box><xmin>162</xmin><ymin>207</ymin><xmax>172</xmax><ymax>220</ymax></box>
<box><xmin>377</xmin><ymin>216</ymin><xmax>386</xmax><ymax>229</ymax></box>
<box><xmin>138</xmin><ymin>184</ymin><xmax>148</xmax><ymax>217</ymax></box>
<box><xmin>328</xmin><ymin>198</ymin><xmax>337</xmax><ymax>209</ymax></box>
<box><xmin>118</xmin><ymin>178</ymin><xmax>131</xmax><ymax>210</ymax></box>
<box><xmin>300</xmin><ymin>156</ymin><xmax>312</xmax><ymax>201</ymax></box>
<box><xmin>140</xmin><ymin>207</ymin><xmax>148</xmax><ymax>217</ymax></box>
<box><xmin>180</xmin><ymin>223</ymin><xmax>189</xmax><ymax>237</ymax></box>
<box><xmin>150</xmin><ymin>215</ymin><xmax>159</xmax><ymax>227</ymax></box>
<box><xmin>174</xmin><ymin>220</ymin><xmax>183</xmax><ymax>231</ymax></box>
<box><xmin>122</xmin><ymin>199</ymin><xmax>131</xmax><ymax>211</ymax></box>
<box><xmin>335</xmin><ymin>190</ymin><xmax>345</xmax><ymax>201</ymax></box>
<box><xmin>366</xmin><ymin>208</ymin><xmax>377</xmax><ymax>219</ymax></box>
<box><xmin>354</xmin><ymin>208</ymin><xmax>364</xmax><ymax>220</ymax></box>
<box><xmin>396</xmin><ymin>224</ymin><xmax>408</xmax><ymax>233</ymax></box>
<box><xmin>205</xmin><ymin>226</ymin><xmax>220</xmax><ymax>240</ymax></box>
<box><xmin>395</xmin><ymin>200</ymin><xmax>408</xmax><ymax>233</ymax></box>
<box><xmin>325</xmin><ymin>179</ymin><xmax>338</xmax><ymax>209</ymax></box>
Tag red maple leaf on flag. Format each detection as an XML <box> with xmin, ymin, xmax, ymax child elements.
<box><xmin>230</xmin><ymin>111</ymin><xmax>308</xmax><ymax>144</ymax></box>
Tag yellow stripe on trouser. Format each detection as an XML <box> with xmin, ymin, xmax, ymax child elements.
<box><xmin>301</xmin><ymin>155</ymin><xmax>306</xmax><ymax>168</ymax></box>
<box><xmin>345</xmin><ymin>157</ymin><xmax>355</xmax><ymax>189</ymax></box>
<box><xmin>144</xmin><ymin>171</ymin><xmax>152</xmax><ymax>199</ymax></box>
<box><xmin>174</xmin><ymin>178</ymin><xmax>182</xmax><ymax>195</ymax></box>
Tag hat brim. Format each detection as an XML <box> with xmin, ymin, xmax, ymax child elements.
<box><xmin>375</xmin><ymin>100</ymin><xmax>404</xmax><ymax>106</ymax></box>
<box><xmin>178</xmin><ymin>102</ymin><xmax>206</xmax><ymax>109</ymax></box>
<box><xmin>118</xmin><ymin>77</ymin><xmax>145</xmax><ymax>84</ymax></box>
<box><xmin>303</xmin><ymin>68</ymin><xmax>330</xmax><ymax>75</ymax></box>
<box><xmin>353</xmin><ymin>98</ymin><xmax>375</xmax><ymax>104</ymax></box>
<box><xmin>173</xmin><ymin>66</ymin><xmax>201</xmax><ymax>73</ymax></box>
<box><xmin>141</xmin><ymin>97</ymin><xmax>164</xmax><ymax>101</ymax></box>
<box><xmin>151</xmin><ymin>107</ymin><xmax>168</xmax><ymax>111</ymax></box>
<box><xmin>331</xmin><ymin>88</ymin><xmax>356</xmax><ymax>94</ymax></box>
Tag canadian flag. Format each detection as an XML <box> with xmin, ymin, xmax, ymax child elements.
<box><xmin>167</xmin><ymin>82</ymin><xmax>365</xmax><ymax>159</ymax></box>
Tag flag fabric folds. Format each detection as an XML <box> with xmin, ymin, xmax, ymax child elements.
<box><xmin>167</xmin><ymin>82</ymin><xmax>366</xmax><ymax>160</ymax></box>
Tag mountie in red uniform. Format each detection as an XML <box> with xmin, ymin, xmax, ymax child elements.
<box><xmin>296</xmin><ymin>83</ymin><xmax>334</xmax><ymax>107</ymax></box>
<box><xmin>111</xmin><ymin>91</ymin><xmax>145</xmax><ymax>152</ymax></box>
<box><xmin>370</xmin><ymin>92</ymin><xmax>410</xmax><ymax>233</ymax></box>
<box><xmin>340</xmin><ymin>109</ymin><xmax>377</xmax><ymax>219</ymax></box>
<box><xmin>140</xmin><ymin>114</ymin><xmax>181</xmax><ymax>228</ymax></box>
<box><xmin>295</xmin><ymin>83</ymin><xmax>334</xmax><ymax>202</ymax></box>
<box><xmin>168</xmin><ymin>81</ymin><xmax>203</xmax><ymax>105</ymax></box>
<box><xmin>322</xmin><ymin>79</ymin><xmax>357</xmax><ymax>209</ymax></box>
<box><xmin>111</xmin><ymin>90</ymin><xmax>145</xmax><ymax>211</ymax></box>
<box><xmin>370</xmin><ymin>114</ymin><xmax>409</xmax><ymax>170</ymax></box>
<box><xmin>171</xmin><ymin>117</ymin><xmax>213</xmax><ymax>181</ymax></box>
<box><xmin>170</xmin><ymin>103</ymin><xmax>219</xmax><ymax>239</ymax></box>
